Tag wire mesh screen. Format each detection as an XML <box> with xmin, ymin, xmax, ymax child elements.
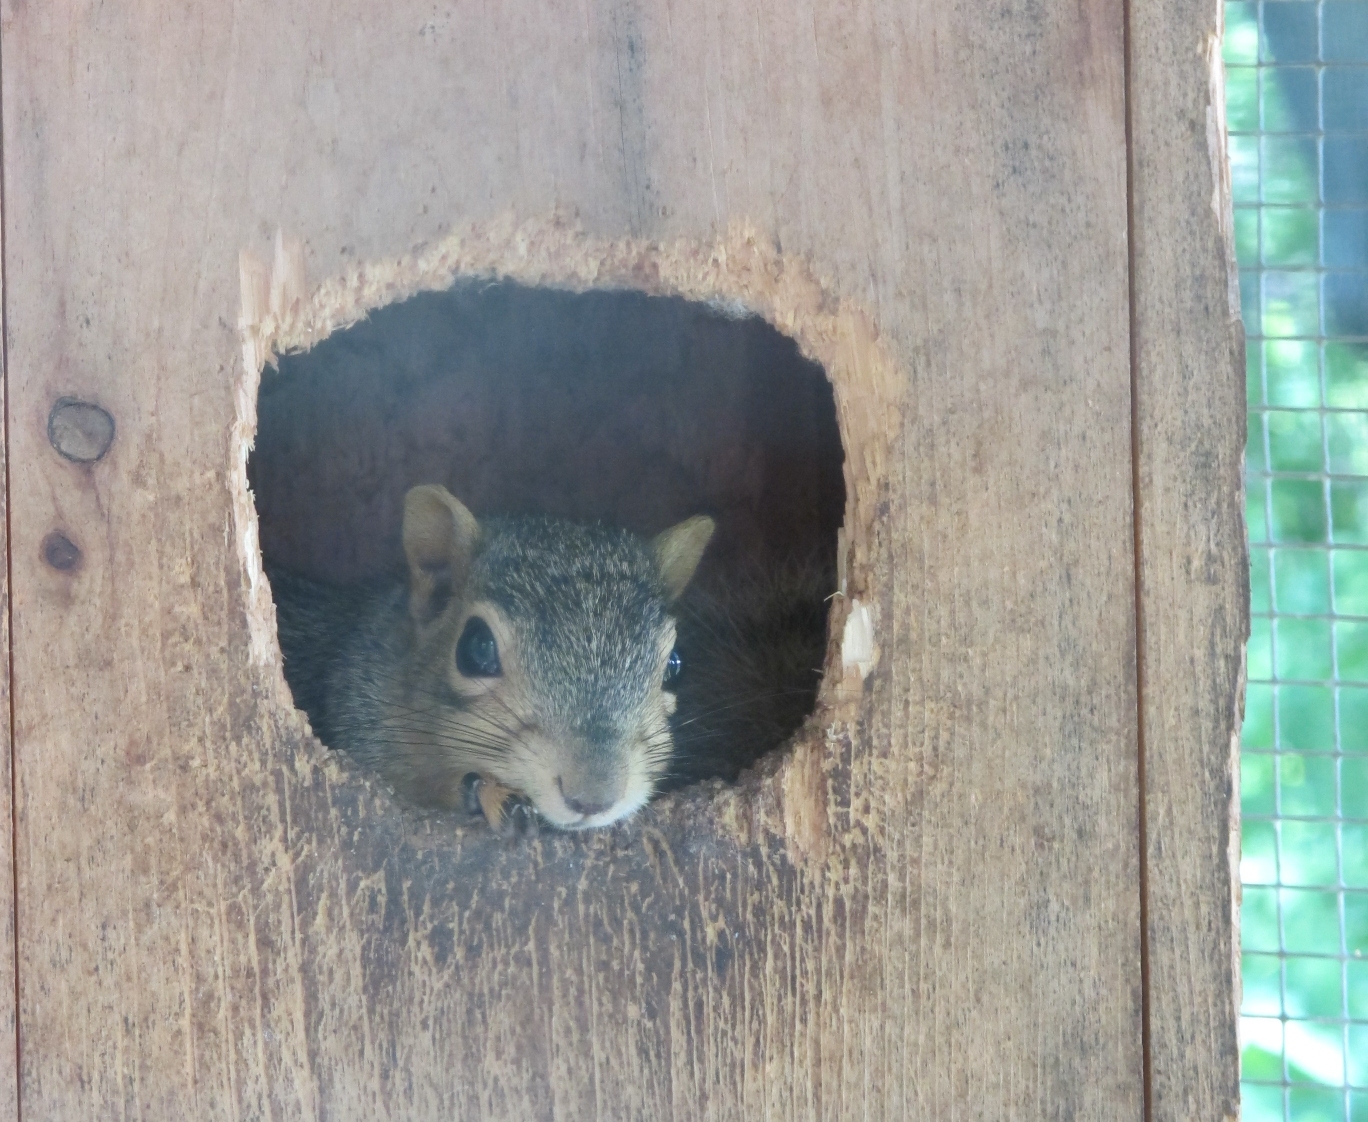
<box><xmin>1225</xmin><ymin>3</ymin><xmax>1368</xmax><ymax>1118</ymax></box>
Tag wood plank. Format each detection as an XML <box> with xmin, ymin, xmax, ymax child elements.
<box><xmin>2</xmin><ymin>0</ymin><xmax>1149</xmax><ymax>1116</ymax></box>
<box><xmin>0</xmin><ymin>209</ymin><xmax>19</xmax><ymax>1120</ymax></box>
<box><xmin>1129</xmin><ymin>3</ymin><xmax>1246</xmax><ymax>1120</ymax></box>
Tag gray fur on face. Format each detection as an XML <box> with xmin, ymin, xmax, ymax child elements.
<box><xmin>469</xmin><ymin>516</ymin><xmax>672</xmax><ymax>750</ymax></box>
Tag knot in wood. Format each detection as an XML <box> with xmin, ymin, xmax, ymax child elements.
<box><xmin>48</xmin><ymin>398</ymin><xmax>115</xmax><ymax>463</ymax></box>
<box><xmin>42</xmin><ymin>531</ymin><xmax>82</xmax><ymax>572</ymax></box>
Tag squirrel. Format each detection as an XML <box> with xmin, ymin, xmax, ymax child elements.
<box><xmin>268</xmin><ymin>484</ymin><xmax>716</xmax><ymax>831</ymax></box>
<box><xmin>663</xmin><ymin>555</ymin><xmax>833</xmax><ymax>790</ymax></box>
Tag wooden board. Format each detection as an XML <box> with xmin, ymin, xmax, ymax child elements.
<box><xmin>1129</xmin><ymin>3</ymin><xmax>1246</xmax><ymax>1120</ymax></box>
<box><xmin>0</xmin><ymin>0</ymin><xmax>1235</xmax><ymax>1115</ymax></box>
<box><xmin>0</xmin><ymin>250</ymin><xmax>18</xmax><ymax>1120</ymax></box>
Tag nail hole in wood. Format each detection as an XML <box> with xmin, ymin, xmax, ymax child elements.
<box><xmin>48</xmin><ymin>398</ymin><xmax>116</xmax><ymax>463</ymax></box>
<box><xmin>42</xmin><ymin>532</ymin><xmax>82</xmax><ymax>572</ymax></box>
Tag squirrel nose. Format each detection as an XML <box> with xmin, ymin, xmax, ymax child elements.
<box><xmin>556</xmin><ymin>774</ymin><xmax>623</xmax><ymax>818</ymax></box>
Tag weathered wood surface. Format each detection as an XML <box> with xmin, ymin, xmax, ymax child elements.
<box><xmin>1130</xmin><ymin>3</ymin><xmax>1246</xmax><ymax>1120</ymax></box>
<box><xmin>0</xmin><ymin>0</ymin><xmax>1237</xmax><ymax>1117</ymax></box>
<box><xmin>0</xmin><ymin>262</ymin><xmax>18</xmax><ymax>1121</ymax></box>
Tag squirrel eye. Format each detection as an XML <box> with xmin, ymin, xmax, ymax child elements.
<box><xmin>455</xmin><ymin>617</ymin><xmax>502</xmax><ymax>678</ymax></box>
<box><xmin>663</xmin><ymin>648</ymin><xmax>683</xmax><ymax>687</ymax></box>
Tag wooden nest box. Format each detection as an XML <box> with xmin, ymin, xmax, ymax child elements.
<box><xmin>0</xmin><ymin>1</ymin><xmax>1245</xmax><ymax>1118</ymax></box>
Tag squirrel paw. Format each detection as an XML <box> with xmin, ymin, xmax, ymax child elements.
<box><xmin>462</xmin><ymin>773</ymin><xmax>538</xmax><ymax>837</ymax></box>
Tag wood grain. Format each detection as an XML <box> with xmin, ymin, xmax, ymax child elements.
<box><xmin>0</xmin><ymin>216</ymin><xmax>18</xmax><ymax>1120</ymax></box>
<box><xmin>1129</xmin><ymin>3</ymin><xmax>1246</xmax><ymax>1120</ymax></box>
<box><xmin>0</xmin><ymin>0</ymin><xmax>1235</xmax><ymax>1115</ymax></box>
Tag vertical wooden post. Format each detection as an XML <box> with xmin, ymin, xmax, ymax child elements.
<box><xmin>0</xmin><ymin>252</ymin><xmax>17</xmax><ymax>1120</ymax></box>
<box><xmin>1130</xmin><ymin>2</ymin><xmax>1246</xmax><ymax>1119</ymax></box>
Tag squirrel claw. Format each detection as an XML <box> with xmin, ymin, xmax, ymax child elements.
<box><xmin>463</xmin><ymin>773</ymin><xmax>537</xmax><ymax>836</ymax></box>
<box><xmin>502</xmin><ymin>799</ymin><xmax>539</xmax><ymax>837</ymax></box>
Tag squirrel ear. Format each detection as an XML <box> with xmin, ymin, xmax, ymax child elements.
<box><xmin>652</xmin><ymin>515</ymin><xmax>715</xmax><ymax>601</ymax></box>
<box><xmin>403</xmin><ymin>485</ymin><xmax>480</xmax><ymax>621</ymax></box>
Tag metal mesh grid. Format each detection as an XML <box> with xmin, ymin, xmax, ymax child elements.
<box><xmin>1226</xmin><ymin>3</ymin><xmax>1368</xmax><ymax>1119</ymax></box>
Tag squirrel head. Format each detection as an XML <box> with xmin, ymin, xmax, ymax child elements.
<box><xmin>401</xmin><ymin>484</ymin><xmax>714</xmax><ymax>829</ymax></box>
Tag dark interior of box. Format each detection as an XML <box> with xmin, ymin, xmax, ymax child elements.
<box><xmin>249</xmin><ymin>281</ymin><xmax>845</xmax><ymax>785</ymax></box>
